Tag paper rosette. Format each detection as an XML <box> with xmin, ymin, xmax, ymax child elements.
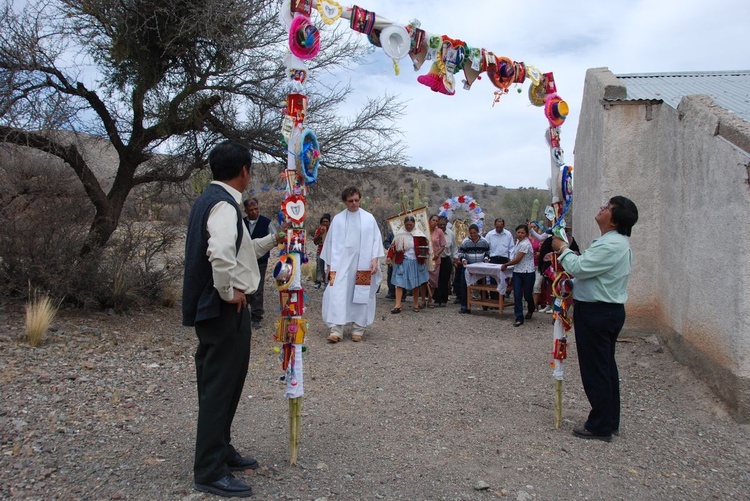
<box><xmin>528</xmin><ymin>81</ymin><xmax>546</xmax><ymax>107</ymax></box>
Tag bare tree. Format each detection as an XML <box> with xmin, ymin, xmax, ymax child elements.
<box><xmin>0</xmin><ymin>0</ymin><xmax>406</xmax><ymax>256</ymax></box>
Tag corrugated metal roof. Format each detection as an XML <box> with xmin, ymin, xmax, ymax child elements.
<box><xmin>611</xmin><ymin>71</ymin><xmax>750</xmax><ymax>122</ymax></box>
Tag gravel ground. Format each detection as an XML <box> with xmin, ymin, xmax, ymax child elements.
<box><xmin>1</xmin><ymin>280</ymin><xmax>749</xmax><ymax>500</ymax></box>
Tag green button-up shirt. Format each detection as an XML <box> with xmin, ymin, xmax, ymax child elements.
<box><xmin>558</xmin><ymin>231</ymin><xmax>632</xmax><ymax>304</ymax></box>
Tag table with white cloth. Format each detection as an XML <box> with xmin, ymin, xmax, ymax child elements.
<box><xmin>464</xmin><ymin>262</ymin><xmax>513</xmax><ymax>312</ymax></box>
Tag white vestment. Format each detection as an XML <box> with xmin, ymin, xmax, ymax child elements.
<box><xmin>320</xmin><ymin>208</ymin><xmax>384</xmax><ymax>328</ymax></box>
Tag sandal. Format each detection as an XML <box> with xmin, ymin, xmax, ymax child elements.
<box><xmin>514</xmin><ymin>319</ymin><xmax>524</xmax><ymax>327</ymax></box>
<box><xmin>412</xmin><ymin>307</ymin><xmax>420</xmax><ymax>313</ymax></box>
<box><xmin>390</xmin><ymin>307</ymin><xmax>401</xmax><ymax>314</ymax></box>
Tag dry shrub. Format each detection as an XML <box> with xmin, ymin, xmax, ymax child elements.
<box><xmin>300</xmin><ymin>260</ymin><xmax>316</xmax><ymax>282</ymax></box>
<box><xmin>0</xmin><ymin>152</ymin><xmax>183</xmax><ymax>311</ymax></box>
<box><xmin>25</xmin><ymin>289</ymin><xmax>57</xmax><ymax>346</ymax></box>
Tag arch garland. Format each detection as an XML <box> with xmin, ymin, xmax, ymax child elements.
<box><xmin>273</xmin><ymin>0</ymin><xmax>575</xmax><ymax>462</ymax></box>
<box><xmin>438</xmin><ymin>195</ymin><xmax>485</xmax><ymax>233</ymax></box>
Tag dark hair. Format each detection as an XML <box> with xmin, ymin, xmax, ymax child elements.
<box><xmin>494</xmin><ymin>218</ymin><xmax>504</xmax><ymax>224</ymax></box>
<box><xmin>538</xmin><ymin>237</ymin><xmax>554</xmax><ymax>274</ymax></box>
<box><xmin>404</xmin><ymin>215</ymin><xmax>416</xmax><ymax>222</ymax></box>
<box><xmin>609</xmin><ymin>196</ymin><xmax>639</xmax><ymax>237</ymax></box>
<box><xmin>341</xmin><ymin>186</ymin><xmax>362</xmax><ymax>202</ymax></box>
<box><xmin>438</xmin><ymin>215</ymin><xmax>448</xmax><ymax>221</ymax></box>
<box><xmin>320</xmin><ymin>213</ymin><xmax>331</xmax><ymax>223</ymax></box>
<box><xmin>515</xmin><ymin>224</ymin><xmax>529</xmax><ymax>234</ymax></box>
<box><xmin>208</xmin><ymin>140</ymin><xmax>252</xmax><ymax>181</ymax></box>
<box><xmin>242</xmin><ymin>198</ymin><xmax>259</xmax><ymax>209</ymax></box>
<box><xmin>429</xmin><ymin>213</ymin><xmax>439</xmax><ymax>220</ymax></box>
<box><xmin>468</xmin><ymin>223</ymin><xmax>479</xmax><ymax>232</ymax></box>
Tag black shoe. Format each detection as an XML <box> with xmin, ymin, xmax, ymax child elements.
<box><xmin>251</xmin><ymin>321</ymin><xmax>261</xmax><ymax>330</ymax></box>
<box><xmin>194</xmin><ymin>473</ymin><xmax>253</xmax><ymax>497</ymax></box>
<box><xmin>525</xmin><ymin>311</ymin><xmax>533</xmax><ymax>319</ymax></box>
<box><xmin>459</xmin><ymin>308</ymin><xmax>471</xmax><ymax>314</ymax></box>
<box><xmin>227</xmin><ymin>450</ymin><xmax>259</xmax><ymax>471</ymax></box>
<box><xmin>572</xmin><ymin>426</ymin><xmax>612</xmax><ymax>442</ymax></box>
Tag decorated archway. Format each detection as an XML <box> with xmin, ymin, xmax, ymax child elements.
<box><xmin>438</xmin><ymin>195</ymin><xmax>485</xmax><ymax>233</ymax></box>
<box><xmin>273</xmin><ymin>0</ymin><xmax>575</xmax><ymax>462</ymax></box>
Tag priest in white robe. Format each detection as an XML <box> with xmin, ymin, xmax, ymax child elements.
<box><xmin>320</xmin><ymin>187</ymin><xmax>384</xmax><ymax>343</ymax></box>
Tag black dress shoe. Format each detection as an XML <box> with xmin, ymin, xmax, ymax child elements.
<box><xmin>194</xmin><ymin>473</ymin><xmax>253</xmax><ymax>497</ymax></box>
<box><xmin>572</xmin><ymin>426</ymin><xmax>612</xmax><ymax>442</ymax></box>
<box><xmin>227</xmin><ymin>450</ymin><xmax>259</xmax><ymax>471</ymax></box>
<box><xmin>459</xmin><ymin>308</ymin><xmax>471</xmax><ymax>314</ymax></box>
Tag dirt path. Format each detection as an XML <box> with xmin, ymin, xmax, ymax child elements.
<box><xmin>1</xmin><ymin>285</ymin><xmax>749</xmax><ymax>500</ymax></box>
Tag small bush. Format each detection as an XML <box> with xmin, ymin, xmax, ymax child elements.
<box><xmin>25</xmin><ymin>290</ymin><xmax>57</xmax><ymax>346</ymax></box>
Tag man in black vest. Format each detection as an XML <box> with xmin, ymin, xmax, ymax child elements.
<box><xmin>182</xmin><ymin>140</ymin><xmax>285</xmax><ymax>498</ymax></box>
<box><xmin>242</xmin><ymin>198</ymin><xmax>276</xmax><ymax>330</ymax></box>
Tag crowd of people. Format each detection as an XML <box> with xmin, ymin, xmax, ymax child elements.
<box><xmin>182</xmin><ymin>158</ymin><xmax>637</xmax><ymax>496</ymax></box>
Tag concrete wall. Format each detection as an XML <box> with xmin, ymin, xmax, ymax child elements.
<box><xmin>575</xmin><ymin>67</ymin><xmax>750</xmax><ymax>421</ymax></box>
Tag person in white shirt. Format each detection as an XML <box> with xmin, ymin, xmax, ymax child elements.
<box><xmin>484</xmin><ymin>218</ymin><xmax>515</xmax><ymax>300</ymax></box>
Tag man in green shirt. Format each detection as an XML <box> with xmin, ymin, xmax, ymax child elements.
<box><xmin>551</xmin><ymin>195</ymin><xmax>639</xmax><ymax>442</ymax></box>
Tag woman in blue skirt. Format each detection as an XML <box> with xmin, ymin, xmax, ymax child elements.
<box><xmin>386</xmin><ymin>215</ymin><xmax>429</xmax><ymax>313</ymax></box>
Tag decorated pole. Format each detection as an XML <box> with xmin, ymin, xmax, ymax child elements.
<box><xmin>275</xmin><ymin>0</ymin><xmax>325</xmax><ymax>465</ymax></box>
<box><xmin>277</xmin><ymin>0</ymin><xmax>574</xmax><ymax>446</ymax></box>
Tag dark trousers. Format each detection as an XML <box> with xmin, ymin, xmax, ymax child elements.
<box><xmin>455</xmin><ymin>264</ymin><xmax>468</xmax><ymax>308</ymax></box>
<box><xmin>193</xmin><ymin>302</ymin><xmax>252</xmax><ymax>483</ymax></box>
<box><xmin>574</xmin><ymin>300</ymin><xmax>626</xmax><ymax>436</ymax></box>
<box><xmin>488</xmin><ymin>256</ymin><xmax>509</xmax><ymax>299</ymax></box>
<box><xmin>316</xmin><ymin>253</ymin><xmax>326</xmax><ymax>285</ymax></box>
<box><xmin>512</xmin><ymin>271</ymin><xmax>535</xmax><ymax>320</ymax></box>
<box><xmin>436</xmin><ymin>257</ymin><xmax>453</xmax><ymax>304</ymax></box>
<box><xmin>248</xmin><ymin>262</ymin><xmax>267</xmax><ymax>322</ymax></box>
<box><xmin>453</xmin><ymin>263</ymin><xmax>463</xmax><ymax>298</ymax></box>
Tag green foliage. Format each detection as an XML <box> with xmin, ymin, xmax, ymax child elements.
<box><xmin>393</xmin><ymin>178</ymin><xmax>428</xmax><ymax>214</ymax></box>
<box><xmin>501</xmin><ymin>188</ymin><xmax>549</xmax><ymax>227</ymax></box>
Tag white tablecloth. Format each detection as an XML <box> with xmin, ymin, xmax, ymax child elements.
<box><xmin>464</xmin><ymin>263</ymin><xmax>514</xmax><ymax>294</ymax></box>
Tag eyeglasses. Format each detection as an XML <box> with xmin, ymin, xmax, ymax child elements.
<box><xmin>345</xmin><ymin>198</ymin><xmax>360</xmax><ymax>203</ymax></box>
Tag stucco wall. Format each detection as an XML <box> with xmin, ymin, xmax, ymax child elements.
<box><xmin>575</xmin><ymin>67</ymin><xmax>750</xmax><ymax>421</ymax></box>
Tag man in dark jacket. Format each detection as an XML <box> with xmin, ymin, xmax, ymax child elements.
<box><xmin>182</xmin><ymin>141</ymin><xmax>283</xmax><ymax>498</ymax></box>
<box><xmin>242</xmin><ymin>198</ymin><xmax>276</xmax><ymax>330</ymax></box>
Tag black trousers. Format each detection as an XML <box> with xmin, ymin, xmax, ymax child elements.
<box><xmin>573</xmin><ymin>300</ymin><xmax>626</xmax><ymax>436</ymax></box>
<box><xmin>436</xmin><ymin>257</ymin><xmax>453</xmax><ymax>304</ymax></box>
<box><xmin>248</xmin><ymin>262</ymin><xmax>267</xmax><ymax>322</ymax></box>
<box><xmin>193</xmin><ymin>301</ymin><xmax>252</xmax><ymax>483</ymax></box>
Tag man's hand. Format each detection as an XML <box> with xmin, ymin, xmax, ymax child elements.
<box><xmin>274</xmin><ymin>221</ymin><xmax>294</xmax><ymax>244</ymax></box>
<box><xmin>370</xmin><ymin>258</ymin><xmax>379</xmax><ymax>274</ymax></box>
<box><xmin>226</xmin><ymin>287</ymin><xmax>247</xmax><ymax>313</ymax></box>
<box><xmin>551</xmin><ymin>236</ymin><xmax>568</xmax><ymax>253</ymax></box>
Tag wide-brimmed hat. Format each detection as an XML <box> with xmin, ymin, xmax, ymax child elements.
<box><xmin>289</xmin><ymin>15</ymin><xmax>320</xmax><ymax>60</ymax></box>
<box><xmin>380</xmin><ymin>24</ymin><xmax>411</xmax><ymax>60</ymax></box>
<box><xmin>292</xmin><ymin>127</ymin><xmax>320</xmax><ymax>183</ymax></box>
<box><xmin>544</xmin><ymin>94</ymin><xmax>569</xmax><ymax>127</ymax></box>
<box><xmin>273</xmin><ymin>254</ymin><xmax>298</xmax><ymax>291</ymax></box>
<box><xmin>487</xmin><ymin>56</ymin><xmax>515</xmax><ymax>91</ymax></box>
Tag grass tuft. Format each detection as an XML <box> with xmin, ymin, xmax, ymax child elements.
<box><xmin>25</xmin><ymin>291</ymin><xmax>57</xmax><ymax>347</ymax></box>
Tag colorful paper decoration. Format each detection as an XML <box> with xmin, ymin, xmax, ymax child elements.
<box><xmin>282</xmin><ymin>195</ymin><xmax>306</xmax><ymax>224</ymax></box>
<box><xmin>279</xmin><ymin>290</ymin><xmax>305</xmax><ymax>317</ymax></box>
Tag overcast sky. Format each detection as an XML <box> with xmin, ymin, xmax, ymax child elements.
<box><xmin>324</xmin><ymin>0</ymin><xmax>750</xmax><ymax>189</ymax></box>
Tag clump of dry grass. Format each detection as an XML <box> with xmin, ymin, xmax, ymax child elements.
<box><xmin>25</xmin><ymin>290</ymin><xmax>57</xmax><ymax>347</ymax></box>
<box><xmin>300</xmin><ymin>261</ymin><xmax>316</xmax><ymax>282</ymax></box>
